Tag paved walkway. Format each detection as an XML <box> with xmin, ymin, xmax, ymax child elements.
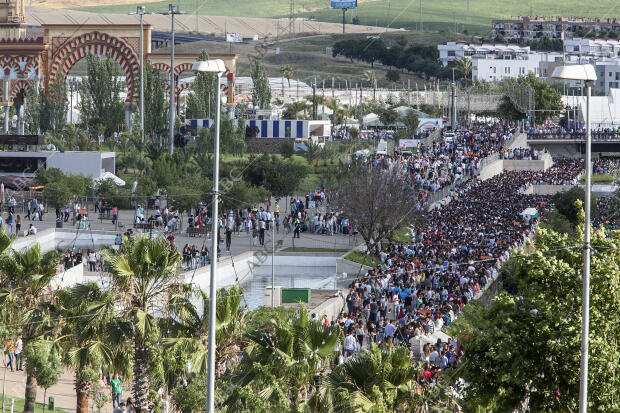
<box><xmin>5</xmin><ymin>197</ymin><xmax>361</xmax><ymax>256</ymax></box>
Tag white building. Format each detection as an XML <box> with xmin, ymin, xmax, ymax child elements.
<box><xmin>471</xmin><ymin>51</ymin><xmax>563</xmax><ymax>82</ymax></box>
<box><xmin>0</xmin><ymin>151</ymin><xmax>116</xmax><ymax>179</ymax></box>
<box><xmin>594</xmin><ymin>59</ymin><xmax>620</xmax><ymax>94</ymax></box>
<box><xmin>438</xmin><ymin>42</ymin><xmax>532</xmax><ymax>67</ymax></box>
<box><xmin>564</xmin><ymin>38</ymin><xmax>620</xmax><ymax>60</ymax></box>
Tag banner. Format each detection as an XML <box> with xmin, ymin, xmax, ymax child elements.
<box><xmin>331</xmin><ymin>0</ymin><xmax>357</xmax><ymax>8</ymax></box>
<box><xmin>226</xmin><ymin>33</ymin><xmax>243</xmax><ymax>43</ymax></box>
<box><xmin>399</xmin><ymin>139</ymin><xmax>420</xmax><ymax>148</ymax></box>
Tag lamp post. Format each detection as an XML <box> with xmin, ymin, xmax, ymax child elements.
<box><xmin>552</xmin><ymin>64</ymin><xmax>597</xmax><ymax>413</ymax></box>
<box><xmin>157</xmin><ymin>4</ymin><xmax>188</xmax><ymax>154</ymax></box>
<box><xmin>192</xmin><ymin>59</ymin><xmax>226</xmax><ymax>413</ymax></box>
<box><xmin>128</xmin><ymin>6</ymin><xmax>152</xmax><ymax>142</ymax></box>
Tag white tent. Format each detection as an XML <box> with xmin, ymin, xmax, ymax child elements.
<box><xmin>363</xmin><ymin>113</ymin><xmax>382</xmax><ymax>127</ymax></box>
<box><xmin>95</xmin><ymin>172</ymin><xmax>126</xmax><ymax>186</ymax></box>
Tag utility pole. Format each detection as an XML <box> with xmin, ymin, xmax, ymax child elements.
<box><xmin>419</xmin><ymin>0</ymin><xmax>423</xmax><ymax>31</ymax></box>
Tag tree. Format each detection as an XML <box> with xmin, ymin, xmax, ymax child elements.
<box><xmin>243</xmin><ymin>154</ymin><xmax>309</xmax><ymax>200</ymax></box>
<box><xmin>449</xmin><ymin>203</ymin><xmax>620</xmax><ymax>411</ymax></box>
<box><xmin>164</xmin><ymin>285</ymin><xmax>245</xmax><ymax>378</ymax></box>
<box><xmin>224</xmin><ymin>309</ymin><xmax>341</xmax><ymax>410</ymax></box>
<box><xmin>378</xmin><ymin>107</ymin><xmax>399</xmax><ymax>127</ymax></box>
<box><xmin>500</xmin><ymin>73</ymin><xmax>562</xmax><ymax>125</ymax></box>
<box><xmin>283</xmin><ymin>101</ymin><xmax>310</xmax><ymax>120</ymax></box>
<box><xmin>143</xmin><ymin>60</ymin><xmax>167</xmax><ymax>140</ymax></box>
<box><xmin>250</xmin><ymin>59</ymin><xmax>272</xmax><ymax>109</ymax></box>
<box><xmin>385</xmin><ymin>70</ymin><xmax>400</xmax><ymax>83</ymax></box>
<box><xmin>364</xmin><ymin>70</ymin><xmax>377</xmax><ymax>101</ymax></box>
<box><xmin>455</xmin><ymin>58</ymin><xmax>473</xmax><ymax>87</ymax></box>
<box><xmin>78</xmin><ymin>54</ymin><xmax>125</xmax><ymax>137</ymax></box>
<box><xmin>329</xmin><ymin>164</ymin><xmax>424</xmax><ymax>255</ymax></box>
<box><xmin>58</xmin><ymin>283</ymin><xmax>131</xmax><ymax>413</ymax></box>
<box><xmin>23</xmin><ymin>340</ymin><xmax>62</xmax><ymax>413</ymax></box>
<box><xmin>280</xmin><ymin>64</ymin><xmax>295</xmax><ymax>88</ymax></box>
<box><xmin>104</xmin><ymin>236</ymin><xmax>182</xmax><ymax>413</ymax></box>
<box><xmin>0</xmin><ymin>243</ymin><xmax>62</xmax><ymax>413</ymax></box>
<box><xmin>553</xmin><ymin>186</ymin><xmax>598</xmax><ymax>225</ymax></box>
<box><xmin>24</xmin><ymin>76</ymin><xmax>67</xmax><ymax>134</ymax></box>
<box><xmin>310</xmin><ymin>344</ymin><xmax>421</xmax><ymax>412</ymax></box>
<box><xmin>186</xmin><ymin>51</ymin><xmax>218</xmax><ymax>120</ymax></box>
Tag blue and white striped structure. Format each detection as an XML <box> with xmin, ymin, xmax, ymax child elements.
<box><xmin>189</xmin><ymin>119</ymin><xmax>213</xmax><ymax>129</ymax></box>
<box><xmin>246</xmin><ymin>120</ymin><xmax>309</xmax><ymax>138</ymax></box>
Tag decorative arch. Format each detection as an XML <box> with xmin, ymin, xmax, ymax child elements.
<box><xmin>48</xmin><ymin>31</ymin><xmax>139</xmax><ymax>103</ymax></box>
<box><xmin>152</xmin><ymin>62</ymin><xmax>171</xmax><ymax>74</ymax></box>
<box><xmin>173</xmin><ymin>62</ymin><xmax>194</xmax><ymax>81</ymax></box>
<box><xmin>9</xmin><ymin>78</ymin><xmax>34</xmax><ymax>102</ymax></box>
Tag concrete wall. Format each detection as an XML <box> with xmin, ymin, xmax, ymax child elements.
<box><xmin>527</xmin><ymin>184</ymin><xmax>574</xmax><ymax>195</ymax></box>
<box><xmin>51</xmin><ymin>263</ymin><xmax>84</xmax><ymax>290</ymax></box>
<box><xmin>502</xmin><ymin>158</ymin><xmax>550</xmax><ymax>172</ymax></box>
<box><xmin>183</xmin><ymin>251</ymin><xmax>256</xmax><ymax>293</ymax></box>
<box><xmin>478</xmin><ymin>159</ymin><xmax>504</xmax><ymax>181</ymax></box>
<box><xmin>12</xmin><ymin>228</ymin><xmax>118</xmax><ymax>254</ymax></box>
<box><xmin>311</xmin><ymin>293</ymin><xmax>345</xmax><ymax>323</ymax></box>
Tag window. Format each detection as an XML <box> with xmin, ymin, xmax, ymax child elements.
<box><xmin>448</xmin><ymin>51</ymin><xmax>455</xmax><ymax>56</ymax></box>
<box><xmin>0</xmin><ymin>157</ymin><xmax>46</xmax><ymax>174</ymax></box>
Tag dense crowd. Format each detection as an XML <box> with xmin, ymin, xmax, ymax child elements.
<box><xmin>528</xmin><ymin>126</ymin><xmax>620</xmax><ymax>140</ymax></box>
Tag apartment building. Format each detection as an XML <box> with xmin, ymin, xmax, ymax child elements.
<box><xmin>492</xmin><ymin>17</ymin><xmax>620</xmax><ymax>43</ymax></box>
<box><xmin>564</xmin><ymin>37</ymin><xmax>620</xmax><ymax>59</ymax></box>
<box><xmin>438</xmin><ymin>42</ymin><xmax>531</xmax><ymax>67</ymax></box>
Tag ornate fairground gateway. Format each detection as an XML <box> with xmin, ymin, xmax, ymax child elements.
<box><xmin>0</xmin><ymin>0</ymin><xmax>238</xmax><ymax>130</ymax></box>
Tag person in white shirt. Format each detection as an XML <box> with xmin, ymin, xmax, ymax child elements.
<box><xmin>343</xmin><ymin>331</ymin><xmax>357</xmax><ymax>357</ymax></box>
<box><xmin>27</xmin><ymin>224</ymin><xmax>37</xmax><ymax>235</ymax></box>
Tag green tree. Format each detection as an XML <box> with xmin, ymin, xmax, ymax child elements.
<box><xmin>553</xmin><ymin>186</ymin><xmax>598</xmax><ymax>225</ymax></box>
<box><xmin>280</xmin><ymin>64</ymin><xmax>295</xmax><ymax>88</ymax></box>
<box><xmin>250</xmin><ymin>59</ymin><xmax>272</xmax><ymax>109</ymax></box>
<box><xmin>499</xmin><ymin>73</ymin><xmax>562</xmax><ymax>124</ymax></box>
<box><xmin>0</xmin><ymin>243</ymin><xmax>62</xmax><ymax>413</ymax></box>
<box><xmin>378</xmin><ymin>107</ymin><xmax>399</xmax><ymax>127</ymax></box>
<box><xmin>225</xmin><ymin>309</ymin><xmax>341</xmax><ymax>410</ymax></box>
<box><xmin>164</xmin><ymin>285</ymin><xmax>245</xmax><ymax>378</ymax></box>
<box><xmin>104</xmin><ymin>236</ymin><xmax>182</xmax><ymax>413</ymax></box>
<box><xmin>24</xmin><ymin>76</ymin><xmax>67</xmax><ymax>134</ymax></box>
<box><xmin>243</xmin><ymin>154</ymin><xmax>309</xmax><ymax>199</ymax></box>
<box><xmin>385</xmin><ymin>70</ymin><xmax>400</xmax><ymax>83</ymax></box>
<box><xmin>78</xmin><ymin>54</ymin><xmax>125</xmax><ymax>137</ymax></box>
<box><xmin>449</xmin><ymin>203</ymin><xmax>620</xmax><ymax>411</ymax></box>
<box><xmin>364</xmin><ymin>70</ymin><xmax>377</xmax><ymax>101</ymax></box>
<box><xmin>455</xmin><ymin>57</ymin><xmax>473</xmax><ymax>87</ymax></box>
<box><xmin>143</xmin><ymin>60</ymin><xmax>167</xmax><ymax>141</ymax></box>
<box><xmin>58</xmin><ymin>283</ymin><xmax>131</xmax><ymax>413</ymax></box>
<box><xmin>283</xmin><ymin>101</ymin><xmax>310</xmax><ymax>120</ymax></box>
<box><xmin>23</xmin><ymin>340</ymin><xmax>62</xmax><ymax>413</ymax></box>
<box><xmin>186</xmin><ymin>51</ymin><xmax>218</xmax><ymax>120</ymax></box>
<box><xmin>310</xmin><ymin>344</ymin><xmax>421</xmax><ymax>412</ymax></box>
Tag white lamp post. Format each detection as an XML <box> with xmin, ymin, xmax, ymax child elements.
<box><xmin>191</xmin><ymin>59</ymin><xmax>226</xmax><ymax>413</ymax></box>
<box><xmin>128</xmin><ymin>6</ymin><xmax>153</xmax><ymax>142</ymax></box>
<box><xmin>552</xmin><ymin>63</ymin><xmax>597</xmax><ymax>413</ymax></box>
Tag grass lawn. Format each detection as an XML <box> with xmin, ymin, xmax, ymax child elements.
<box><xmin>281</xmin><ymin>247</ymin><xmax>350</xmax><ymax>252</ymax></box>
<box><xmin>579</xmin><ymin>174</ymin><xmax>615</xmax><ymax>184</ymax></box>
<box><xmin>344</xmin><ymin>251</ymin><xmax>381</xmax><ymax>267</ymax></box>
<box><xmin>390</xmin><ymin>226</ymin><xmax>412</xmax><ymax>243</ymax></box>
<box><xmin>2</xmin><ymin>396</ymin><xmax>69</xmax><ymax>413</ymax></box>
<box><xmin>74</xmin><ymin>0</ymin><xmax>618</xmax><ymax>36</ymax></box>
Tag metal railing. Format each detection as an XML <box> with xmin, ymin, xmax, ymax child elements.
<box><xmin>527</xmin><ymin>132</ymin><xmax>620</xmax><ymax>141</ymax></box>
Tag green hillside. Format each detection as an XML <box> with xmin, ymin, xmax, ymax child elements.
<box><xmin>74</xmin><ymin>0</ymin><xmax>619</xmax><ymax>35</ymax></box>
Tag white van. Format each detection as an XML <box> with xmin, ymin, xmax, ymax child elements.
<box><xmin>376</xmin><ymin>140</ymin><xmax>388</xmax><ymax>155</ymax></box>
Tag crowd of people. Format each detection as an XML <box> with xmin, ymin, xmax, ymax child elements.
<box><xmin>528</xmin><ymin>126</ymin><xmax>620</xmax><ymax>140</ymax></box>
<box><xmin>500</xmin><ymin>147</ymin><xmax>545</xmax><ymax>160</ymax></box>
<box><xmin>337</xmin><ymin>144</ymin><xmax>619</xmax><ymax>375</ymax></box>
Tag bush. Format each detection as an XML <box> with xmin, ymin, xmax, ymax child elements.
<box><xmin>280</xmin><ymin>140</ymin><xmax>295</xmax><ymax>158</ymax></box>
<box><xmin>172</xmin><ymin>380</ymin><xmax>205</xmax><ymax>413</ymax></box>
<box><xmin>552</xmin><ymin>186</ymin><xmax>598</xmax><ymax>225</ymax></box>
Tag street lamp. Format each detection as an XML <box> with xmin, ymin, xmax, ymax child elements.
<box><xmin>552</xmin><ymin>63</ymin><xmax>597</xmax><ymax>413</ymax></box>
<box><xmin>157</xmin><ymin>4</ymin><xmax>188</xmax><ymax>155</ymax></box>
<box><xmin>191</xmin><ymin>58</ymin><xmax>226</xmax><ymax>413</ymax></box>
<box><xmin>128</xmin><ymin>6</ymin><xmax>153</xmax><ymax>142</ymax></box>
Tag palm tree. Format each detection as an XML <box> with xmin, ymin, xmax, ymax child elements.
<box><xmin>455</xmin><ymin>57</ymin><xmax>473</xmax><ymax>87</ymax></box>
<box><xmin>58</xmin><ymin>283</ymin><xmax>132</xmax><ymax>413</ymax></box>
<box><xmin>0</xmin><ymin>242</ymin><xmax>62</xmax><ymax>413</ymax></box>
<box><xmin>284</xmin><ymin>101</ymin><xmax>310</xmax><ymax>120</ymax></box>
<box><xmin>363</xmin><ymin>70</ymin><xmax>377</xmax><ymax>101</ymax></box>
<box><xmin>225</xmin><ymin>310</ymin><xmax>341</xmax><ymax>410</ymax></box>
<box><xmin>104</xmin><ymin>235</ymin><xmax>181</xmax><ymax>413</ymax></box>
<box><xmin>281</xmin><ymin>64</ymin><xmax>295</xmax><ymax>88</ymax></box>
<box><xmin>309</xmin><ymin>344</ymin><xmax>420</xmax><ymax>412</ymax></box>
<box><xmin>163</xmin><ymin>285</ymin><xmax>245</xmax><ymax>378</ymax></box>
<box><xmin>305</xmin><ymin>141</ymin><xmax>323</xmax><ymax>167</ymax></box>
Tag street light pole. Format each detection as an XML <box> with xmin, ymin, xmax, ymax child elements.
<box><xmin>129</xmin><ymin>6</ymin><xmax>152</xmax><ymax>142</ymax></box>
<box><xmin>192</xmin><ymin>59</ymin><xmax>226</xmax><ymax>413</ymax></box>
<box><xmin>272</xmin><ymin>216</ymin><xmax>275</xmax><ymax>307</ymax></box>
<box><xmin>169</xmin><ymin>4</ymin><xmax>176</xmax><ymax>155</ymax></box>
<box><xmin>579</xmin><ymin>79</ymin><xmax>592</xmax><ymax>413</ymax></box>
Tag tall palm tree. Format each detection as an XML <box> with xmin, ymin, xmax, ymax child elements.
<box><xmin>305</xmin><ymin>141</ymin><xmax>323</xmax><ymax>167</ymax></box>
<box><xmin>57</xmin><ymin>283</ymin><xmax>132</xmax><ymax>413</ymax></box>
<box><xmin>363</xmin><ymin>70</ymin><xmax>377</xmax><ymax>101</ymax></box>
<box><xmin>281</xmin><ymin>64</ymin><xmax>295</xmax><ymax>88</ymax></box>
<box><xmin>284</xmin><ymin>101</ymin><xmax>310</xmax><ymax>120</ymax></box>
<box><xmin>0</xmin><ymin>242</ymin><xmax>62</xmax><ymax>413</ymax></box>
<box><xmin>163</xmin><ymin>285</ymin><xmax>245</xmax><ymax>378</ymax></box>
<box><xmin>309</xmin><ymin>344</ymin><xmax>420</xmax><ymax>413</ymax></box>
<box><xmin>226</xmin><ymin>310</ymin><xmax>341</xmax><ymax>411</ymax></box>
<box><xmin>104</xmin><ymin>236</ymin><xmax>181</xmax><ymax>413</ymax></box>
<box><xmin>455</xmin><ymin>57</ymin><xmax>473</xmax><ymax>87</ymax></box>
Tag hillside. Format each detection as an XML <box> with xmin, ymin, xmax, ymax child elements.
<box><xmin>57</xmin><ymin>0</ymin><xmax>620</xmax><ymax>35</ymax></box>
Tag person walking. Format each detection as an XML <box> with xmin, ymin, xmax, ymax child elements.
<box><xmin>110</xmin><ymin>374</ymin><xmax>122</xmax><ymax>409</ymax></box>
<box><xmin>258</xmin><ymin>219</ymin><xmax>266</xmax><ymax>246</ymax></box>
<box><xmin>15</xmin><ymin>215</ymin><xmax>20</xmax><ymax>235</ymax></box>
<box><xmin>293</xmin><ymin>217</ymin><xmax>301</xmax><ymax>239</ymax></box>
<box><xmin>6</xmin><ymin>212</ymin><xmax>13</xmax><ymax>234</ymax></box>
<box><xmin>4</xmin><ymin>339</ymin><xmax>15</xmax><ymax>372</ymax></box>
<box><xmin>14</xmin><ymin>335</ymin><xmax>23</xmax><ymax>371</ymax></box>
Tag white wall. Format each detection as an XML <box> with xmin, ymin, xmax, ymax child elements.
<box><xmin>473</xmin><ymin>56</ymin><xmax>541</xmax><ymax>82</ymax></box>
<box><xmin>46</xmin><ymin>152</ymin><xmax>115</xmax><ymax>179</ymax></box>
